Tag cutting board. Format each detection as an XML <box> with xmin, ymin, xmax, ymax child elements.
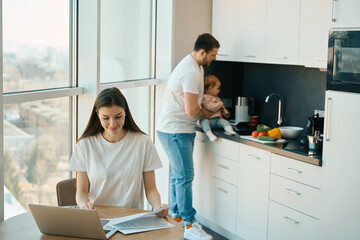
<box><xmin>240</xmin><ymin>135</ymin><xmax>286</xmax><ymax>144</ymax></box>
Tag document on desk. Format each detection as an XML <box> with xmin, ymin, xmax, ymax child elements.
<box><xmin>108</xmin><ymin>207</ymin><xmax>174</xmax><ymax>234</ymax></box>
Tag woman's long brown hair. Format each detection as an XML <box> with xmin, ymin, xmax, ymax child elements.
<box><xmin>78</xmin><ymin>87</ymin><xmax>144</xmax><ymax>142</ymax></box>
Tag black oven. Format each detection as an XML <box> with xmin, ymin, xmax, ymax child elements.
<box><xmin>327</xmin><ymin>30</ymin><xmax>360</xmax><ymax>93</ymax></box>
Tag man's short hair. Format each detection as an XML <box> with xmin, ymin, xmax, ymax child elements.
<box><xmin>194</xmin><ymin>33</ymin><xmax>220</xmax><ymax>53</ymax></box>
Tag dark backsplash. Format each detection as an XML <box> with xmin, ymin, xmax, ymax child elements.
<box><xmin>205</xmin><ymin>61</ymin><xmax>326</xmax><ymax>131</ymax></box>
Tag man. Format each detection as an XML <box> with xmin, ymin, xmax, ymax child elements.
<box><xmin>157</xmin><ymin>33</ymin><xmax>219</xmax><ymax>240</ymax></box>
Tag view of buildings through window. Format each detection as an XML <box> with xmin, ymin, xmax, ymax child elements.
<box><xmin>3</xmin><ymin>0</ymin><xmax>71</xmax><ymax>219</ymax></box>
<box><xmin>2</xmin><ymin>0</ymin><xmax>155</xmax><ymax>220</ymax></box>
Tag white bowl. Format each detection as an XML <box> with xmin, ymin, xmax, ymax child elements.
<box><xmin>279</xmin><ymin>126</ymin><xmax>304</xmax><ymax>139</ymax></box>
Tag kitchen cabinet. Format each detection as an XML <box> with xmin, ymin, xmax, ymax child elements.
<box><xmin>193</xmin><ymin>131</ymin><xmax>212</xmax><ymax>220</ymax></box>
<box><xmin>268</xmin><ymin>201</ymin><xmax>319</xmax><ymax>240</ymax></box>
<box><xmin>237</xmin><ymin>144</ymin><xmax>271</xmax><ymax>240</ymax></box>
<box><xmin>237</xmin><ymin>0</ymin><xmax>267</xmax><ymax>63</ymax></box>
<box><xmin>212</xmin><ymin>0</ymin><xmax>331</xmax><ymax>67</ymax></box>
<box><xmin>268</xmin><ymin>154</ymin><xmax>321</xmax><ymax>240</ymax></box>
<box><xmin>265</xmin><ymin>0</ymin><xmax>301</xmax><ymax>65</ymax></box>
<box><xmin>212</xmin><ymin>0</ymin><xmax>241</xmax><ymax>61</ymax></box>
<box><xmin>209</xmin><ymin>138</ymin><xmax>239</xmax><ymax>233</ymax></box>
<box><xmin>319</xmin><ymin>90</ymin><xmax>360</xmax><ymax>240</ymax></box>
<box><xmin>330</xmin><ymin>0</ymin><xmax>360</xmax><ymax>29</ymax></box>
<box><xmin>299</xmin><ymin>0</ymin><xmax>330</xmax><ymax>68</ymax></box>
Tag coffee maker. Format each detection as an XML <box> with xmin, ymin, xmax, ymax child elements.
<box><xmin>235</xmin><ymin>97</ymin><xmax>255</xmax><ymax>124</ymax></box>
<box><xmin>306</xmin><ymin>113</ymin><xmax>324</xmax><ymax>135</ymax></box>
<box><xmin>306</xmin><ymin>113</ymin><xmax>324</xmax><ymax>155</ymax></box>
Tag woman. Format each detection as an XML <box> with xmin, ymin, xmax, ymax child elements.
<box><xmin>69</xmin><ymin>87</ymin><xmax>168</xmax><ymax>217</ymax></box>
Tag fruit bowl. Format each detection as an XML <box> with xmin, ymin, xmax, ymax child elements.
<box><xmin>278</xmin><ymin>126</ymin><xmax>304</xmax><ymax>139</ymax></box>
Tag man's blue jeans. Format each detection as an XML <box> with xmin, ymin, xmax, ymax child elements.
<box><xmin>200</xmin><ymin>117</ymin><xmax>231</xmax><ymax>133</ymax></box>
<box><xmin>157</xmin><ymin>131</ymin><xmax>196</xmax><ymax>225</ymax></box>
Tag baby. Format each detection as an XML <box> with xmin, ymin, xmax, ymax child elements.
<box><xmin>200</xmin><ymin>75</ymin><xmax>236</xmax><ymax>142</ymax></box>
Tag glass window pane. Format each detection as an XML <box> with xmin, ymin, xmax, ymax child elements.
<box><xmin>3</xmin><ymin>0</ymin><xmax>70</xmax><ymax>93</ymax></box>
<box><xmin>121</xmin><ymin>87</ymin><xmax>150</xmax><ymax>135</ymax></box>
<box><xmin>3</xmin><ymin>97</ymin><xmax>70</xmax><ymax>220</ymax></box>
<box><xmin>100</xmin><ymin>0</ymin><xmax>152</xmax><ymax>83</ymax></box>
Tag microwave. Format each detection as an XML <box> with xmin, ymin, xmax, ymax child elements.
<box><xmin>327</xmin><ymin>30</ymin><xmax>360</xmax><ymax>93</ymax></box>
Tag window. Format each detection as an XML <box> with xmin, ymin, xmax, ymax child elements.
<box><xmin>3</xmin><ymin>0</ymin><xmax>70</xmax><ymax>92</ymax></box>
<box><xmin>100</xmin><ymin>0</ymin><xmax>153</xmax><ymax>83</ymax></box>
<box><xmin>1</xmin><ymin>0</ymin><xmax>158</xmax><ymax>222</ymax></box>
<box><xmin>4</xmin><ymin>98</ymin><xmax>70</xmax><ymax>219</ymax></box>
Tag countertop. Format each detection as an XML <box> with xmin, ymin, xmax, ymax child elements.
<box><xmin>196</xmin><ymin>126</ymin><xmax>322</xmax><ymax>166</ymax></box>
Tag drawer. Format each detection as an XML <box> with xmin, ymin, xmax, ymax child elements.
<box><xmin>210</xmin><ymin>177</ymin><xmax>237</xmax><ymax>233</ymax></box>
<box><xmin>211</xmin><ymin>138</ymin><xmax>239</xmax><ymax>161</ymax></box>
<box><xmin>212</xmin><ymin>154</ymin><xmax>238</xmax><ymax>186</ymax></box>
<box><xmin>271</xmin><ymin>154</ymin><xmax>321</xmax><ymax>189</ymax></box>
<box><xmin>268</xmin><ymin>201</ymin><xmax>319</xmax><ymax>240</ymax></box>
<box><xmin>239</xmin><ymin>143</ymin><xmax>271</xmax><ymax>163</ymax></box>
<box><xmin>270</xmin><ymin>174</ymin><xmax>320</xmax><ymax>219</ymax></box>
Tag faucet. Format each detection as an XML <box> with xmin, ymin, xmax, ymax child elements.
<box><xmin>265</xmin><ymin>93</ymin><xmax>283</xmax><ymax>126</ymax></box>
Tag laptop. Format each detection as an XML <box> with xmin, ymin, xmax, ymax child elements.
<box><xmin>28</xmin><ymin>204</ymin><xmax>117</xmax><ymax>240</ymax></box>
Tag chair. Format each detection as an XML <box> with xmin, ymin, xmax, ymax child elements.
<box><xmin>56</xmin><ymin>178</ymin><xmax>77</xmax><ymax>206</ymax></box>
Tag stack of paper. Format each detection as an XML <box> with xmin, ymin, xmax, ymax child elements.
<box><xmin>108</xmin><ymin>207</ymin><xmax>174</xmax><ymax>235</ymax></box>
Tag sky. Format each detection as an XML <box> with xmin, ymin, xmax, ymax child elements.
<box><xmin>3</xmin><ymin>0</ymin><xmax>70</xmax><ymax>49</ymax></box>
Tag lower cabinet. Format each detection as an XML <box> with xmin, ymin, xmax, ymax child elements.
<box><xmin>237</xmin><ymin>144</ymin><xmax>271</xmax><ymax>240</ymax></box>
<box><xmin>192</xmin><ymin>134</ymin><xmax>323</xmax><ymax>240</ymax></box>
<box><xmin>209</xmin><ymin>177</ymin><xmax>238</xmax><ymax>233</ymax></box>
<box><xmin>193</xmin><ymin>131</ymin><xmax>212</xmax><ymax>220</ymax></box>
<box><xmin>268</xmin><ymin>201</ymin><xmax>319</xmax><ymax>240</ymax></box>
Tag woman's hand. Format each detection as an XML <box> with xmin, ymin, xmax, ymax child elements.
<box><xmin>154</xmin><ymin>204</ymin><xmax>169</xmax><ymax>218</ymax></box>
<box><xmin>78</xmin><ymin>201</ymin><xmax>94</xmax><ymax>209</ymax></box>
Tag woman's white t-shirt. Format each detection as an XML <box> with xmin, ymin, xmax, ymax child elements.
<box><xmin>69</xmin><ymin>131</ymin><xmax>163</xmax><ymax>209</ymax></box>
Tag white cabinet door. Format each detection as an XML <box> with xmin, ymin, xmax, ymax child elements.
<box><xmin>266</xmin><ymin>0</ymin><xmax>301</xmax><ymax>64</ymax></box>
<box><xmin>193</xmin><ymin>132</ymin><xmax>212</xmax><ymax>220</ymax></box>
<box><xmin>212</xmin><ymin>0</ymin><xmax>241</xmax><ymax>61</ymax></box>
<box><xmin>237</xmin><ymin>144</ymin><xmax>271</xmax><ymax>240</ymax></box>
<box><xmin>238</xmin><ymin>0</ymin><xmax>267</xmax><ymax>63</ymax></box>
<box><xmin>319</xmin><ymin>90</ymin><xmax>360</xmax><ymax>239</ymax></box>
<box><xmin>209</xmin><ymin>177</ymin><xmax>238</xmax><ymax>233</ymax></box>
<box><xmin>299</xmin><ymin>0</ymin><xmax>330</xmax><ymax>68</ymax></box>
<box><xmin>330</xmin><ymin>0</ymin><xmax>360</xmax><ymax>28</ymax></box>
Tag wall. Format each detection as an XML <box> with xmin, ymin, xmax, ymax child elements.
<box><xmin>206</xmin><ymin>61</ymin><xmax>326</xmax><ymax>133</ymax></box>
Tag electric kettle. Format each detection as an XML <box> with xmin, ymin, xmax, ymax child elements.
<box><xmin>235</xmin><ymin>97</ymin><xmax>255</xmax><ymax>124</ymax></box>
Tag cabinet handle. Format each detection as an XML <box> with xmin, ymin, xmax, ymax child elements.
<box><xmin>248</xmin><ymin>154</ymin><xmax>260</xmax><ymax>160</ymax></box>
<box><xmin>331</xmin><ymin>0</ymin><xmax>337</xmax><ymax>22</ymax></box>
<box><xmin>284</xmin><ymin>188</ymin><xmax>301</xmax><ymax>196</ymax></box>
<box><xmin>324</xmin><ymin>97</ymin><xmax>331</xmax><ymax>141</ymax></box>
<box><xmin>217</xmin><ymin>53</ymin><xmax>229</xmax><ymax>57</ymax></box>
<box><xmin>217</xmin><ymin>187</ymin><xmax>229</xmax><ymax>193</ymax></box>
<box><xmin>287</xmin><ymin>167</ymin><xmax>303</xmax><ymax>174</ymax></box>
<box><xmin>217</xmin><ymin>164</ymin><xmax>229</xmax><ymax>169</ymax></box>
<box><xmin>275</xmin><ymin>56</ymin><xmax>288</xmax><ymax>60</ymax></box>
<box><xmin>314</xmin><ymin>57</ymin><xmax>327</xmax><ymax>61</ymax></box>
<box><xmin>284</xmin><ymin>216</ymin><xmax>300</xmax><ymax>224</ymax></box>
<box><xmin>245</xmin><ymin>55</ymin><xmax>256</xmax><ymax>58</ymax></box>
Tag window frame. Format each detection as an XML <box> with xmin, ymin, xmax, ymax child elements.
<box><xmin>0</xmin><ymin>0</ymin><xmax>158</xmax><ymax>222</ymax></box>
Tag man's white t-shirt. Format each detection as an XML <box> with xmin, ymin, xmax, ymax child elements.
<box><xmin>157</xmin><ymin>54</ymin><xmax>204</xmax><ymax>133</ymax></box>
<box><xmin>69</xmin><ymin>131</ymin><xmax>163</xmax><ymax>209</ymax></box>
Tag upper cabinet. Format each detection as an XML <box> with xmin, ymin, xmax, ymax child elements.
<box><xmin>266</xmin><ymin>0</ymin><xmax>301</xmax><ymax>65</ymax></box>
<box><xmin>299</xmin><ymin>0</ymin><xmax>330</xmax><ymax>68</ymax></box>
<box><xmin>212</xmin><ymin>0</ymin><xmax>330</xmax><ymax>68</ymax></box>
<box><xmin>212</xmin><ymin>0</ymin><xmax>241</xmax><ymax>61</ymax></box>
<box><xmin>238</xmin><ymin>0</ymin><xmax>267</xmax><ymax>63</ymax></box>
<box><xmin>330</xmin><ymin>0</ymin><xmax>360</xmax><ymax>28</ymax></box>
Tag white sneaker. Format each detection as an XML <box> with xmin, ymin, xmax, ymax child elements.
<box><xmin>184</xmin><ymin>222</ymin><xmax>213</xmax><ymax>240</ymax></box>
